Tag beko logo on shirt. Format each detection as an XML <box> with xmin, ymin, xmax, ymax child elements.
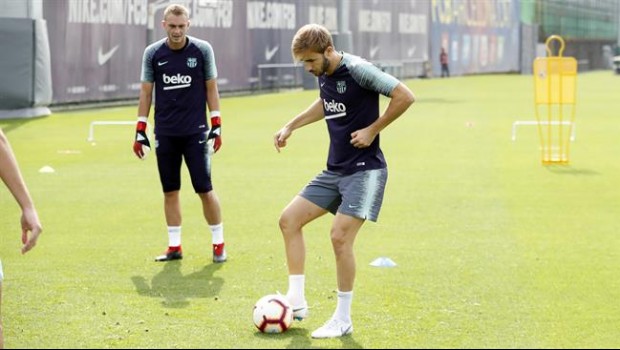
<box><xmin>162</xmin><ymin>73</ymin><xmax>192</xmax><ymax>90</ymax></box>
<box><xmin>323</xmin><ymin>99</ymin><xmax>347</xmax><ymax>120</ymax></box>
<box><xmin>323</xmin><ymin>99</ymin><xmax>346</xmax><ymax>113</ymax></box>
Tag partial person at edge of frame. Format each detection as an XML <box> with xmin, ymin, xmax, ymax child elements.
<box><xmin>0</xmin><ymin>127</ymin><xmax>44</xmax><ymax>349</ymax></box>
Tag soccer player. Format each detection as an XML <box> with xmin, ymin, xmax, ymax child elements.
<box><xmin>133</xmin><ymin>3</ymin><xmax>227</xmax><ymax>263</ymax></box>
<box><xmin>273</xmin><ymin>24</ymin><xmax>415</xmax><ymax>339</ymax></box>
<box><xmin>0</xmin><ymin>128</ymin><xmax>43</xmax><ymax>349</ymax></box>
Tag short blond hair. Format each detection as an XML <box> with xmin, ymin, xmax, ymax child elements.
<box><xmin>163</xmin><ymin>4</ymin><xmax>189</xmax><ymax>20</ymax></box>
<box><xmin>291</xmin><ymin>24</ymin><xmax>334</xmax><ymax>59</ymax></box>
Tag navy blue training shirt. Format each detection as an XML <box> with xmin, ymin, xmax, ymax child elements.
<box><xmin>318</xmin><ymin>52</ymin><xmax>400</xmax><ymax>174</ymax></box>
<box><xmin>141</xmin><ymin>35</ymin><xmax>218</xmax><ymax>136</ymax></box>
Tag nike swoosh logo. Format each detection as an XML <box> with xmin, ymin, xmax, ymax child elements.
<box><xmin>320</xmin><ymin>82</ymin><xmax>325</xmax><ymax>87</ymax></box>
<box><xmin>265</xmin><ymin>45</ymin><xmax>279</xmax><ymax>61</ymax></box>
<box><xmin>158</xmin><ymin>61</ymin><xmax>168</xmax><ymax>66</ymax></box>
<box><xmin>97</xmin><ymin>45</ymin><xmax>119</xmax><ymax>66</ymax></box>
<box><xmin>199</xmin><ymin>140</ymin><xmax>206</xmax><ymax>144</ymax></box>
<box><xmin>369</xmin><ymin>46</ymin><xmax>380</xmax><ymax>58</ymax></box>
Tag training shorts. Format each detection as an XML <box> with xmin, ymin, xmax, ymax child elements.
<box><xmin>155</xmin><ymin>132</ymin><xmax>213</xmax><ymax>193</ymax></box>
<box><xmin>299</xmin><ymin>168</ymin><xmax>388</xmax><ymax>222</ymax></box>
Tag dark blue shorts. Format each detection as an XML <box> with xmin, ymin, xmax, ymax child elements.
<box><xmin>154</xmin><ymin>133</ymin><xmax>213</xmax><ymax>193</ymax></box>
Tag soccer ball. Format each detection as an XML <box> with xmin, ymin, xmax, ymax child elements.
<box><xmin>252</xmin><ymin>294</ymin><xmax>293</xmax><ymax>333</ymax></box>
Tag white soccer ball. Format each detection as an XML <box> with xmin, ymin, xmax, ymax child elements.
<box><xmin>252</xmin><ymin>294</ymin><xmax>293</xmax><ymax>333</ymax></box>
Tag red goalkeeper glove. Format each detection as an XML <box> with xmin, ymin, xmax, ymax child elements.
<box><xmin>133</xmin><ymin>117</ymin><xmax>151</xmax><ymax>159</ymax></box>
<box><xmin>207</xmin><ymin>115</ymin><xmax>222</xmax><ymax>153</ymax></box>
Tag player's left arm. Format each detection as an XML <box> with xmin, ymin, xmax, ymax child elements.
<box><xmin>350</xmin><ymin>82</ymin><xmax>415</xmax><ymax>148</ymax></box>
<box><xmin>0</xmin><ymin>129</ymin><xmax>43</xmax><ymax>254</ymax></box>
<box><xmin>206</xmin><ymin>78</ymin><xmax>220</xmax><ymax>113</ymax></box>
<box><xmin>205</xmin><ymin>79</ymin><xmax>223</xmax><ymax>152</ymax></box>
<box><xmin>197</xmin><ymin>39</ymin><xmax>223</xmax><ymax>152</ymax></box>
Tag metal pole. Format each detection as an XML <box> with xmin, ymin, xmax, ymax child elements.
<box><xmin>334</xmin><ymin>0</ymin><xmax>353</xmax><ymax>53</ymax></box>
<box><xmin>617</xmin><ymin>1</ymin><xmax>620</xmax><ymax>49</ymax></box>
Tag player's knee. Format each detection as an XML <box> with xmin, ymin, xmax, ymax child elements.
<box><xmin>329</xmin><ymin>229</ymin><xmax>349</xmax><ymax>250</ymax></box>
<box><xmin>278</xmin><ymin>212</ymin><xmax>301</xmax><ymax>235</ymax></box>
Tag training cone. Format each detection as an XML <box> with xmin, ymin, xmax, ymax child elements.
<box><xmin>370</xmin><ymin>257</ymin><xmax>397</xmax><ymax>267</ymax></box>
<box><xmin>38</xmin><ymin>165</ymin><xmax>55</xmax><ymax>173</ymax></box>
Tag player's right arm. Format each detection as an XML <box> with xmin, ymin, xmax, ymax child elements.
<box><xmin>0</xmin><ymin>129</ymin><xmax>43</xmax><ymax>254</ymax></box>
<box><xmin>137</xmin><ymin>82</ymin><xmax>153</xmax><ymax>117</ymax></box>
<box><xmin>133</xmin><ymin>43</ymin><xmax>157</xmax><ymax>159</ymax></box>
<box><xmin>274</xmin><ymin>97</ymin><xmax>324</xmax><ymax>152</ymax></box>
<box><xmin>133</xmin><ymin>82</ymin><xmax>154</xmax><ymax>159</ymax></box>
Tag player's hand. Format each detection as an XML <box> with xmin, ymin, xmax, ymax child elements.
<box><xmin>21</xmin><ymin>206</ymin><xmax>42</xmax><ymax>254</ymax></box>
<box><xmin>350</xmin><ymin>128</ymin><xmax>376</xmax><ymax>148</ymax></box>
<box><xmin>274</xmin><ymin>126</ymin><xmax>292</xmax><ymax>153</ymax></box>
<box><xmin>207</xmin><ymin>116</ymin><xmax>222</xmax><ymax>153</ymax></box>
<box><xmin>133</xmin><ymin>117</ymin><xmax>151</xmax><ymax>159</ymax></box>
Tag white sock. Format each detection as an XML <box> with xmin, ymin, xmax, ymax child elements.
<box><xmin>210</xmin><ymin>223</ymin><xmax>224</xmax><ymax>244</ymax></box>
<box><xmin>286</xmin><ymin>274</ymin><xmax>305</xmax><ymax>306</ymax></box>
<box><xmin>333</xmin><ymin>290</ymin><xmax>353</xmax><ymax>323</ymax></box>
<box><xmin>168</xmin><ymin>226</ymin><xmax>181</xmax><ymax>247</ymax></box>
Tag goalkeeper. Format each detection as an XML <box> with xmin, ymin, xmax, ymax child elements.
<box><xmin>133</xmin><ymin>3</ymin><xmax>227</xmax><ymax>263</ymax></box>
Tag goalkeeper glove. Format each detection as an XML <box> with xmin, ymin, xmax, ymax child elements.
<box><xmin>133</xmin><ymin>116</ymin><xmax>151</xmax><ymax>159</ymax></box>
<box><xmin>207</xmin><ymin>115</ymin><xmax>222</xmax><ymax>153</ymax></box>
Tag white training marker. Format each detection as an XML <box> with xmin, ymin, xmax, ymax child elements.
<box><xmin>39</xmin><ymin>165</ymin><xmax>55</xmax><ymax>173</ymax></box>
<box><xmin>370</xmin><ymin>257</ymin><xmax>397</xmax><ymax>267</ymax></box>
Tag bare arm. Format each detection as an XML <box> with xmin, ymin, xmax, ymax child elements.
<box><xmin>273</xmin><ymin>97</ymin><xmax>324</xmax><ymax>152</ymax></box>
<box><xmin>206</xmin><ymin>79</ymin><xmax>220</xmax><ymax>113</ymax></box>
<box><xmin>350</xmin><ymin>82</ymin><xmax>415</xmax><ymax>148</ymax></box>
<box><xmin>0</xmin><ymin>129</ymin><xmax>42</xmax><ymax>254</ymax></box>
<box><xmin>137</xmin><ymin>82</ymin><xmax>154</xmax><ymax>118</ymax></box>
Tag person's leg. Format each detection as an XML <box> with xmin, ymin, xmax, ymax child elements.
<box><xmin>155</xmin><ymin>135</ymin><xmax>184</xmax><ymax>261</ymax></box>
<box><xmin>312</xmin><ymin>168</ymin><xmax>387</xmax><ymax>338</ymax></box>
<box><xmin>0</xmin><ymin>282</ymin><xmax>3</xmax><ymax>350</ymax></box>
<box><xmin>279</xmin><ymin>195</ymin><xmax>327</xmax><ymax>275</ymax></box>
<box><xmin>331</xmin><ymin>213</ymin><xmax>364</xmax><ymax>321</ymax></box>
<box><xmin>310</xmin><ymin>214</ymin><xmax>363</xmax><ymax>339</ymax></box>
<box><xmin>279</xmin><ymin>196</ymin><xmax>327</xmax><ymax>317</ymax></box>
<box><xmin>198</xmin><ymin>191</ymin><xmax>221</xmax><ymax>225</ymax></box>
<box><xmin>1</xmin><ymin>260</ymin><xmax>4</xmax><ymax>349</ymax></box>
<box><xmin>331</xmin><ymin>214</ymin><xmax>364</xmax><ymax>294</ymax></box>
<box><xmin>164</xmin><ymin>191</ymin><xmax>182</xmax><ymax>226</ymax></box>
<box><xmin>185</xmin><ymin>132</ymin><xmax>226</xmax><ymax>262</ymax></box>
<box><xmin>152</xmin><ymin>191</ymin><xmax>184</xmax><ymax>261</ymax></box>
<box><xmin>198</xmin><ymin>191</ymin><xmax>226</xmax><ymax>262</ymax></box>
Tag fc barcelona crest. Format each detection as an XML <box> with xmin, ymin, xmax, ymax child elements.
<box><xmin>336</xmin><ymin>81</ymin><xmax>347</xmax><ymax>94</ymax></box>
<box><xmin>187</xmin><ymin>57</ymin><xmax>197</xmax><ymax>68</ymax></box>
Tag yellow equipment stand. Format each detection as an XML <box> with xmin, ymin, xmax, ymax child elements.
<box><xmin>533</xmin><ymin>35</ymin><xmax>578</xmax><ymax>165</ymax></box>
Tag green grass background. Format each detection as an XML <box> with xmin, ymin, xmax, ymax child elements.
<box><xmin>1</xmin><ymin>71</ymin><xmax>619</xmax><ymax>348</ymax></box>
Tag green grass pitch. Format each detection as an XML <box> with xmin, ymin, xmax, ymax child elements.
<box><xmin>1</xmin><ymin>71</ymin><xmax>620</xmax><ymax>348</ymax></box>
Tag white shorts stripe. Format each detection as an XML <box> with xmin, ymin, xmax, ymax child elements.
<box><xmin>360</xmin><ymin>170</ymin><xmax>380</xmax><ymax>218</ymax></box>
